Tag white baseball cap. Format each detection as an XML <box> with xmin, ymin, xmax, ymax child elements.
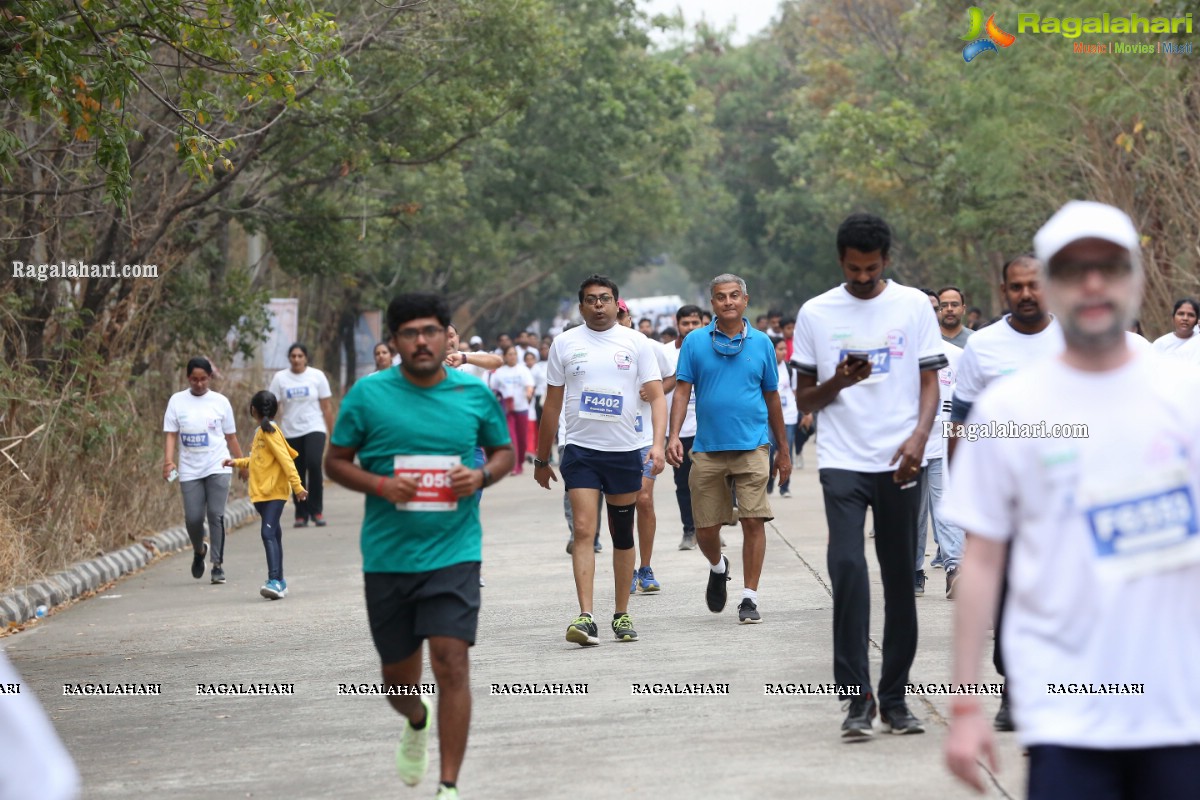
<box><xmin>468</xmin><ymin>335</ymin><xmax>483</xmax><ymax>345</ymax></box>
<box><xmin>1034</xmin><ymin>201</ymin><xmax>1140</xmax><ymax>266</ymax></box>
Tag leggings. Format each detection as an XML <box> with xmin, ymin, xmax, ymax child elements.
<box><xmin>180</xmin><ymin>473</ymin><xmax>231</xmax><ymax>565</ymax></box>
<box><xmin>254</xmin><ymin>500</ymin><xmax>286</xmax><ymax>581</ymax></box>
<box><xmin>506</xmin><ymin>410</ymin><xmax>528</xmax><ymax>471</ymax></box>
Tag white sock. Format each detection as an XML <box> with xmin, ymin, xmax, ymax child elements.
<box><xmin>742</xmin><ymin>588</ymin><xmax>758</xmax><ymax>604</ymax></box>
<box><xmin>710</xmin><ymin>558</ymin><xmax>726</xmax><ymax>574</ymax></box>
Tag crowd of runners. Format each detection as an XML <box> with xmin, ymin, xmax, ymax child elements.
<box><xmin>13</xmin><ymin>200</ymin><xmax>1193</xmax><ymax>800</ymax></box>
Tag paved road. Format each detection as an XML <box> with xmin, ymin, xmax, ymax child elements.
<box><xmin>4</xmin><ymin>444</ymin><xmax>1024</xmax><ymax>799</ymax></box>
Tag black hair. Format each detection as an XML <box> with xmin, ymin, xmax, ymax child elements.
<box><xmin>287</xmin><ymin>342</ymin><xmax>308</xmax><ymax>360</ymax></box>
<box><xmin>578</xmin><ymin>274</ymin><xmax>620</xmax><ymax>303</ymax></box>
<box><xmin>767</xmin><ymin>308</ymin><xmax>783</xmax><ymax>318</ymax></box>
<box><xmin>1173</xmin><ymin>298</ymin><xmax>1200</xmax><ymax>317</ymax></box>
<box><xmin>375</xmin><ymin>340</ymin><xmax>392</xmax><ymax>351</ymax></box>
<box><xmin>700</xmin><ymin>311</ymin><xmax>713</xmax><ymax>322</ymax></box>
<box><xmin>920</xmin><ymin>287</ymin><xmax>938</xmax><ymax>299</ymax></box>
<box><xmin>661</xmin><ymin>326</ymin><xmax>678</xmax><ymax>338</ymax></box>
<box><xmin>836</xmin><ymin>213</ymin><xmax>891</xmax><ymax>258</ymax></box>
<box><xmin>781</xmin><ymin>316</ymin><xmax>796</xmax><ymax>329</ymax></box>
<box><xmin>938</xmin><ymin>286</ymin><xmax>966</xmax><ymax>305</ymax></box>
<box><xmin>756</xmin><ymin>314</ymin><xmax>768</xmax><ymax>323</ymax></box>
<box><xmin>967</xmin><ymin>306</ymin><xmax>982</xmax><ymax>315</ymax></box>
<box><xmin>385</xmin><ymin>292</ymin><xmax>451</xmax><ymax>335</ymax></box>
<box><xmin>250</xmin><ymin>390</ymin><xmax>279</xmax><ymax>434</ymax></box>
<box><xmin>1001</xmin><ymin>253</ymin><xmax>1039</xmax><ymax>284</ymax></box>
<box><xmin>186</xmin><ymin>357</ymin><xmax>213</xmax><ymax>376</ymax></box>
<box><xmin>639</xmin><ymin>317</ymin><xmax>653</xmax><ymax>327</ymax></box>
<box><xmin>501</xmin><ymin>344</ymin><xmax>516</xmax><ymax>356</ymax></box>
<box><xmin>676</xmin><ymin>304</ymin><xmax>703</xmax><ymax>321</ymax></box>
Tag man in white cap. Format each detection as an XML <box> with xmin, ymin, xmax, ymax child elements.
<box><xmin>943</xmin><ymin>201</ymin><xmax>1200</xmax><ymax>796</ymax></box>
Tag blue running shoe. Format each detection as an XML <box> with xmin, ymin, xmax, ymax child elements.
<box><xmin>638</xmin><ymin>566</ymin><xmax>661</xmax><ymax>593</ymax></box>
<box><xmin>260</xmin><ymin>579</ymin><xmax>287</xmax><ymax>600</ymax></box>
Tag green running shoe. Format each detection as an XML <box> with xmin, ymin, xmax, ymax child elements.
<box><xmin>612</xmin><ymin>612</ymin><xmax>638</xmax><ymax>642</ymax></box>
<box><xmin>396</xmin><ymin>695</ymin><xmax>432</xmax><ymax>786</ymax></box>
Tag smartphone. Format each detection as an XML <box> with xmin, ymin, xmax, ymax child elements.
<box><xmin>844</xmin><ymin>352</ymin><xmax>870</xmax><ymax>369</ymax></box>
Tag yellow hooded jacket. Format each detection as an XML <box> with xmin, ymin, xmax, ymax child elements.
<box><xmin>229</xmin><ymin>423</ymin><xmax>306</xmax><ymax>503</ymax></box>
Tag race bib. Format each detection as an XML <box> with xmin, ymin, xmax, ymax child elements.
<box><xmin>838</xmin><ymin>344</ymin><xmax>891</xmax><ymax>386</ymax></box>
<box><xmin>180</xmin><ymin>432</ymin><xmax>209</xmax><ymax>448</ymax></box>
<box><xmin>781</xmin><ymin>396</ymin><xmax>789</xmax><ymax>408</ymax></box>
<box><xmin>579</xmin><ymin>386</ymin><xmax>623</xmax><ymax>422</ymax></box>
<box><xmin>1081</xmin><ymin>463</ymin><xmax>1200</xmax><ymax>581</ymax></box>
<box><xmin>285</xmin><ymin>386</ymin><xmax>310</xmax><ymax>399</ymax></box>
<box><xmin>634</xmin><ymin>414</ymin><xmax>644</xmax><ymax>433</ymax></box>
<box><xmin>393</xmin><ymin>455</ymin><xmax>460</xmax><ymax>512</ymax></box>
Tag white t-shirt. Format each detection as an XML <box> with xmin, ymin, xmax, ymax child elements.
<box><xmin>777</xmin><ymin>362</ymin><xmax>798</xmax><ymax>425</ymax></box>
<box><xmin>942</xmin><ymin>350</ymin><xmax>1200</xmax><ymax>749</ymax></box>
<box><xmin>1152</xmin><ymin>331</ymin><xmax>1194</xmax><ymax>355</ymax></box>
<box><xmin>635</xmin><ymin>342</ymin><xmax>673</xmax><ymax>447</ymax></box>
<box><xmin>268</xmin><ymin>367</ymin><xmax>332</xmax><ymax>438</ymax></box>
<box><xmin>792</xmin><ymin>281</ymin><xmax>946</xmax><ymax>472</ymax></box>
<box><xmin>0</xmin><ymin>653</ymin><xmax>80</xmax><ymax>800</ymax></box>
<box><xmin>490</xmin><ymin>364</ymin><xmax>534</xmax><ymax>413</ymax></box>
<box><xmin>163</xmin><ymin>389</ymin><xmax>236</xmax><ymax>481</ymax></box>
<box><xmin>922</xmin><ymin>340</ymin><xmax>963</xmax><ymax>461</ymax></box>
<box><xmin>547</xmin><ymin>323</ymin><xmax>662</xmax><ymax>452</ymax></box>
<box><xmin>531</xmin><ymin>360</ymin><xmax>549</xmax><ymax>401</ymax></box>
<box><xmin>662</xmin><ymin>340</ymin><xmax>698</xmax><ymax>438</ymax></box>
<box><xmin>1125</xmin><ymin>331</ymin><xmax>1153</xmax><ymax>353</ymax></box>
<box><xmin>953</xmin><ymin>315</ymin><xmax>1064</xmax><ymax>406</ymax></box>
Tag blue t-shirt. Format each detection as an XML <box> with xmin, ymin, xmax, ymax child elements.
<box><xmin>675</xmin><ymin>319</ymin><xmax>778</xmax><ymax>453</ymax></box>
<box><xmin>331</xmin><ymin>367</ymin><xmax>511</xmax><ymax>573</ymax></box>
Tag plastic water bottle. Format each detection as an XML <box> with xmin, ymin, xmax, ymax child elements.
<box><xmin>35</xmin><ymin>605</ymin><xmax>47</xmax><ymax>618</ymax></box>
<box><xmin>167</xmin><ymin>468</ymin><xmax>179</xmax><ymax>483</ymax></box>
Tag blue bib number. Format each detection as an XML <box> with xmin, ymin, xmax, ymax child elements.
<box><xmin>1087</xmin><ymin>486</ymin><xmax>1198</xmax><ymax>558</ymax></box>
<box><xmin>180</xmin><ymin>432</ymin><xmax>209</xmax><ymax>448</ymax></box>
<box><xmin>839</xmin><ymin>346</ymin><xmax>890</xmax><ymax>375</ymax></box>
<box><xmin>285</xmin><ymin>386</ymin><xmax>310</xmax><ymax>399</ymax></box>
<box><xmin>580</xmin><ymin>391</ymin><xmax>622</xmax><ymax>417</ymax></box>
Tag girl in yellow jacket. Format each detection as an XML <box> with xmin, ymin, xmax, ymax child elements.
<box><xmin>224</xmin><ymin>391</ymin><xmax>307</xmax><ymax>600</ymax></box>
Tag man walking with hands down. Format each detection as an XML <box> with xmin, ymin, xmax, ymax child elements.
<box><xmin>944</xmin><ymin>202</ymin><xmax>1200</xmax><ymax>797</ymax></box>
<box><xmin>535</xmin><ymin>275</ymin><xmax>666</xmax><ymax>646</ymax></box>
<box><xmin>325</xmin><ymin>293</ymin><xmax>514</xmax><ymax>800</ymax></box>
<box><xmin>667</xmin><ymin>275</ymin><xmax>790</xmax><ymax>624</ymax></box>
<box><xmin>792</xmin><ymin>213</ymin><xmax>946</xmax><ymax>739</ymax></box>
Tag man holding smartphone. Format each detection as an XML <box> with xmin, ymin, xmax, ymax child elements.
<box><xmin>792</xmin><ymin>213</ymin><xmax>946</xmax><ymax>739</ymax></box>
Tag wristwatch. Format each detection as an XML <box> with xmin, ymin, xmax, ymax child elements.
<box><xmin>480</xmin><ymin>467</ymin><xmax>493</xmax><ymax>488</ymax></box>
<box><xmin>533</xmin><ymin>458</ymin><xmax>550</xmax><ymax>469</ymax></box>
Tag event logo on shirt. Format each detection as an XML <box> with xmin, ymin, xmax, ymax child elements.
<box><xmin>613</xmin><ymin>351</ymin><xmax>633</xmax><ymax>371</ymax></box>
<box><xmin>567</xmin><ymin>350</ymin><xmax>588</xmax><ymax>365</ymax></box>
<box><xmin>938</xmin><ymin>367</ymin><xmax>954</xmax><ymax>386</ymax></box>
<box><xmin>887</xmin><ymin>330</ymin><xmax>906</xmax><ymax>358</ymax></box>
<box><xmin>285</xmin><ymin>386</ymin><xmax>310</xmax><ymax>399</ymax></box>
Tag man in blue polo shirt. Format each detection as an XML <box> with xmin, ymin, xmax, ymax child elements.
<box><xmin>667</xmin><ymin>273</ymin><xmax>790</xmax><ymax>623</ymax></box>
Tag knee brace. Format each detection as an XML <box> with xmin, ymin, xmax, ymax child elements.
<box><xmin>607</xmin><ymin>503</ymin><xmax>636</xmax><ymax>550</ymax></box>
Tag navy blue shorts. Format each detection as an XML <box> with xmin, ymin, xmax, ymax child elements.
<box><xmin>560</xmin><ymin>444</ymin><xmax>642</xmax><ymax>495</ymax></box>
<box><xmin>1027</xmin><ymin>743</ymin><xmax>1200</xmax><ymax>800</ymax></box>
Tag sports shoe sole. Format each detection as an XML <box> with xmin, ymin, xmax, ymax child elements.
<box><xmin>260</xmin><ymin>586</ymin><xmax>286</xmax><ymax>600</ymax></box>
<box><xmin>210</xmin><ymin>573</ymin><xmax>225</xmax><ymax>585</ymax></box>
<box><xmin>841</xmin><ymin>727</ymin><xmax>874</xmax><ymax>740</ymax></box>
<box><xmin>678</xmin><ymin>539</ymin><xmax>697</xmax><ymax>550</ymax></box>
<box><xmin>739</xmin><ymin>615</ymin><xmax>763</xmax><ymax>624</ymax></box>
<box><xmin>566</xmin><ymin>626</ymin><xmax>599</xmax><ymax>646</ymax></box>
<box><xmin>613</xmin><ymin>630</ymin><xmax>638</xmax><ymax>642</ymax></box>
<box><xmin>881</xmin><ymin>721</ymin><xmax>925</xmax><ymax>735</ymax></box>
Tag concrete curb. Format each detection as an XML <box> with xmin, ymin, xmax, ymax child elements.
<box><xmin>0</xmin><ymin>497</ymin><xmax>256</xmax><ymax>626</ymax></box>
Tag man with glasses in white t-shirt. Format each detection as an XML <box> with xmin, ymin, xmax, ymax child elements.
<box><xmin>535</xmin><ymin>275</ymin><xmax>666</xmax><ymax>646</ymax></box>
<box><xmin>943</xmin><ymin>201</ymin><xmax>1200</xmax><ymax>798</ymax></box>
<box><xmin>792</xmin><ymin>213</ymin><xmax>946</xmax><ymax>739</ymax></box>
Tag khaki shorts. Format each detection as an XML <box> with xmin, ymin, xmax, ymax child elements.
<box><xmin>688</xmin><ymin>445</ymin><xmax>773</xmax><ymax>528</ymax></box>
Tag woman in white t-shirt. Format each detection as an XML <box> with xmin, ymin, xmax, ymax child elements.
<box><xmin>489</xmin><ymin>345</ymin><xmax>534</xmax><ymax>474</ymax></box>
<box><xmin>767</xmin><ymin>339</ymin><xmax>798</xmax><ymax>498</ymax></box>
<box><xmin>163</xmin><ymin>357</ymin><xmax>244</xmax><ymax>584</ymax></box>
<box><xmin>268</xmin><ymin>343</ymin><xmax>334</xmax><ymax>527</ymax></box>
<box><xmin>1151</xmin><ymin>298</ymin><xmax>1198</xmax><ymax>355</ymax></box>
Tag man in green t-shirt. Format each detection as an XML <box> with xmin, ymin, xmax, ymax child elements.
<box><xmin>326</xmin><ymin>292</ymin><xmax>513</xmax><ymax>800</ymax></box>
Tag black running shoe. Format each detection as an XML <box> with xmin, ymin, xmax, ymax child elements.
<box><xmin>706</xmin><ymin>556</ymin><xmax>731</xmax><ymax>612</ymax></box>
<box><xmin>841</xmin><ymin>692</ymin><xmax>877</xmax><ymax>740</ymax></box>
<box><xmin>737</xmin><ymin>598</ymin><xmax>762</xmax><ymax>623</ymax></box>
<box><xmin>880</xmin><ymin>704</ymin><xmax>925</xmax><ymax>735</ymax></box>
<box><xmin>566</xmin><ymin>614</ymin><xmax>599</xmax><ymax>646</ymax></box>
<box><xmin>191</xmin><ymin>542</ymin><xmax>208</xmax><ymax>579</ymax></box>
<box><xmin>994</xmin><ymin>693</ymin><xmax>1015</xmax><ymax>732</ymax></box>
<box><xmin>914</xmin><ymin>569</ymin><xmax>926</xmax><ymax>597</ymax></box>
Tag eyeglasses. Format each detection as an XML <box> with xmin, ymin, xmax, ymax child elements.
<box><xmin>581</xmin><ymin>294</ymin><xmax>614</xmax><ymax>307</ymax></box>
<box><xmin>1049</xmin><ymin>259</ymin><xmax>1133</xmax><ymax>283</ymax></box>
<box><xmin>395</xmin><ymin>325</ymin><xmax>445</xmax><ymax>342</ymax></box>
<box><xmin>710</xmin><ymin>324</ymin><xmax>747</xmax><ymax>357</ymax></box>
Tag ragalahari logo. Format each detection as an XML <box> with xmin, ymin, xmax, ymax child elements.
<box><xmin>961</xmin><ymin>7</ymin><xmax>1016</xmax><ymax>62</ymax></box>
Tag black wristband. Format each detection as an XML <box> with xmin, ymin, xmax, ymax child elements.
<box><xmin>480</xmin><ymin>467</ymin><xmax>493</xmax><ymax>488</ymax></box>
<box><xmin>533</xmin><ymin>458</ymin><xmax>549</xmax><ymax>469</ymax></box>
